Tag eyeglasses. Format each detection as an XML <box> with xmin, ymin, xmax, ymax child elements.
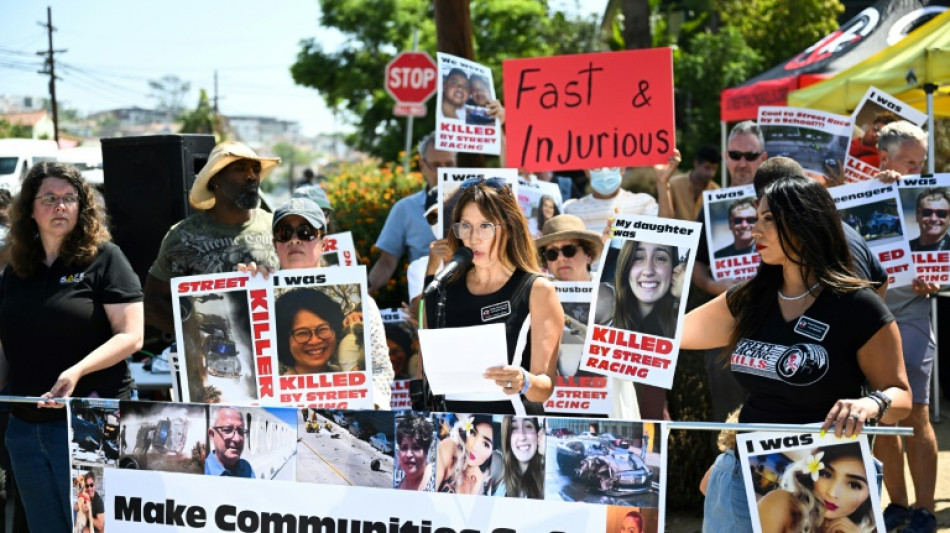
<box><xmin>274</xmin><ymin>224</ymin><xmax>321</xmax><ymax>243</ymax></box>
<box><xmin>731</xmin><ymin>216</ymin><xmax>758</xmax><ymax>225</ymax></box>
<box><xmin>453</xmin><ymin>221</ymin><xmax>499</xmax><ymax>240</ymax></box>
<box><xmin>35</xmin><ymin>194</ymin><xmax>80</xmax><ymax>206</ymax></box>
<box><xmin>920</xmin><ymin>208</ymin><xmax>949</xmax><ymax>218</ymax></box>
<box><xmin>291</xmin><ymin>325</ymin><xmax>335</xmax><ymax>344</ymax></box>
<box><xmin>543</xmin><ymin>244</ymin><xmax>579</xmax><ymax>262</ymax></box>
<box><xmin>459</xmin><ymin>176</ymin><xmax>508</xmax><ymax>191</ymax></box>
<box><xmin>212</xmin><ymin>426</ymin><xmax>249</xmax><ymax>438</ymax></box>
<box><xmin>727</xmin><ymin>151</ymin><xmax>763</xmax><ymax>162</ymax></box>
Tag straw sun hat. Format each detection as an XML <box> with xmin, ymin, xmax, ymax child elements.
<box><xmin>189</xmin><ymin>141</ymin><xmax>280</xmax><ymax>209</ymax></box>
<box><xmin>534</xmin><ymin>214</ymin><xmax>603</xmax><ymax>260</ymax></box>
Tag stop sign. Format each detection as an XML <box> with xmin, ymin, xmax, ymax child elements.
<box><xmin>385</xmin><ymin>51</ymin><xmax>437</xmax><ymax>104</ymax></box>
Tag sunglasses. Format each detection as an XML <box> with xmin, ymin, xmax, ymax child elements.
<box><xmin>727</xmin><ymin>151</ymin><xmax>763</xmax><ymax>162</ymax></box>
<box><xmin>459</xmin><ymin>176</ymin><xmax>508</xmax><ymax>191</ymax></box>
<box><xmin>273</xmin><ymin>224</ymin><xmax>321</xmax><ymax>243</ymax></box>
<box><xmin>543</xmin><ymin>244</ymin><xmax>579</xmax><ymax>262</ymax></box>
<box><xmin>731</xmin><ymin>216</ymin><xmax>758</xmax><ymax>225</ymax></box>
<box><xmin>920</xmin><ymin>208</ymin><xmax>949</xmax><ymax>218</ymax></box>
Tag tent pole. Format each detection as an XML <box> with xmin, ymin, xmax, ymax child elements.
<box><xmin>924</xmin><ymin>82</ymin><xmax>940</xmax><ymax>422</ymax></box>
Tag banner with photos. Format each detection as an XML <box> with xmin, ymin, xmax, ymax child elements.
<box><xmin>436</xmin><ymin>168</ymin><xmax>519</xmax><ymax>239</ymax></box>
<box><xmin>67</xmin><ymin>399</ymin><xmax>667</xmax><ymax>532</ymax></box>
<box><xmin>736</xmin><ymin>431</ymin><xmax>884</xmax><ymax>533</ymax></box>
<box><xmin>581</xmin><ymin>215</ymin><xmax>701</xmax><ymax>389</ymax></box>
<box><xmin>829</xmin><ymin>180</ymin><xmax>914</xmax><ymax>288</ymax></box>
<box><xmin>845</xmin><ymin>87</ymin><xmax>927</xmax><ymax>183</ymax></box>
<box><xmin>897</xmin><ymin>174</ymin><xmax>950</xmax><ymax>283</ymax></box>
<box><xmin>702</xmin><ymin>185</ymin><xmax>760</xmax><ymax>282</ymax></box>
<box><xmin>435</xmin><ymin>52</ymin><xmax>501</xmax><ymax>155</ymax></box>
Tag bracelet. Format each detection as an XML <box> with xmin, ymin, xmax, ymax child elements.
<box><xmin>520</xmin><ymin>368</ymin><xmax>531</xmax><ymax>395</ymax></box>
<box><xmin>865</xmin><ymin>390</ymin><xmax>892</xmax><ymax>424</ymax></box>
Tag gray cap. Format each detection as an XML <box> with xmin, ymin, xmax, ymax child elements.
<box><xmin>292</xmin><ymin>184</ymin><xmax>332</xmax><ymax>211</ymax></box>
<box><xmin>273</xmin><ymin>197</ymin><xmax>327</xmax><ymax>231</ymax></box>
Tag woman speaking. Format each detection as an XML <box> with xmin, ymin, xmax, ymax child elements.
<box><xmin>423</xmin><ymin>177</ymin><xmax>563</xmax><ymax>414</ymax></box>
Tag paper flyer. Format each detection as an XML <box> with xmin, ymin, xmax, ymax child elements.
<box><xmin>518</xmin><ymin>178</ymin><xmax>564</xmax><ymax>239</ymax></box>
<box><xmin>380</xmin><ymin>306</ymin><xmax>421</xmax><ymax>410</ymax></box>
<box><xmin>845</xmin><ymin>87</ymin><xmax>928</xmax><ymax>183</ymax></box>
<box><xmin>758</xmin><ymin>106</ymin><xmax>851</xmax><ymax>182</ymax></box>
<box><xmin>436</xmin><ymin>168</ymin><xmax>519</xmax><ymax>239</ymax></box>
<box><xmin>702</xmin><ymin>184</ymin><xmax>760</xmax><ymax>282</ymax></box>
<box><xmin>435</xmin><ymin>52</ymin><xmax>501</xmax><ymax>155</ymax></box>
<box><xmin>898</xmin><ymin>174</ymin><xmax>950</xmax><ymax>283</ymax></box>
<box><xmin>320</xmin><ymin>231</ymin><xmax>358</xmax><ymax>267</ymax></box>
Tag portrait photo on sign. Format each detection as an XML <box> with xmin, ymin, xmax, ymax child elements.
<box><xmin>899</xmin><ymin>183</ymin><xmax>950</xmax><ymax>251</ymax></box>
<box><xmin>204</xmin><ymin>405</ymin><xmax>296</xmax><ymax>481</ymax></box>
<box><xmin>297</xmin><ymin>409</ymin><xmax>394</xmax><ymax>488</ymax></box>
<box><xmin>494</xmin><ymin>415</ymin><xmax>546</xmax><ymax>499</ymax></box>
<box><xmin>739</xmin><ymin>436</ymin><xmax>884</xmax><ymax>533</ymax></box>
<box><xmin>434</xmin><ymin>413</ymin><xmax>501</xmax><ymax>496</ymax></box>
<box><xmin>544</xmin><ymin>418</ymin><xmax>660</xmax><ymax>508</ymax></box>
<box><xmin>708</xmin><ymin>195</ymin><xmax>759</xmax><ymax>260</ymax></box>
<box><xmin>392</xmin><ymin>411</ymin><xmax>437</xmax><ymax>491</ymax></box>
<box><xmin>117</xmin><ymin>401</ymin><xmax>208</xmax><ymax>475</ymax></box>
<box><xmin>593</xmin><ymin>240</ymin><xmax>688</xmax><ymax>339</ymax></box>
<box><xmin>71</xmin><ymin>465</ymin><xmax>105</xmax><ymax>533</ymax></box>
<box><xmin>838</xmin><ymin>198</ymin><xmax>904</xmax><ymax>244</ymax></box>
<box><xmin>605</xmin><ymin>504</ymin><xmax>659</xmax><ymax>533</ymax></box>
<box><xmin>70</xmin><ymin>399</ymin><xmax>121</xmax><ymax>467</ymax></box>
<box><xmin>177</xmin><ymin>289</ymin><xmax>258</xmax><ymax>404</ymax></box>
<box><xmin>438</xmin><ymin>61</ymin><xmax>496</xmax><ymax>126</ymax></box>
<box><xmin>274</xmin><ymin>284</ymin><xmax>365</xmax><ymax>376</ymax></box>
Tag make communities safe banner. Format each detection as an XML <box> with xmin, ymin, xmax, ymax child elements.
<box><xmin>66</xmin><ymin>399</ymin><xmax>668</xmax><ymax>533</ymax></box>
<box><xmin>435</xmin><ymin>52</ymin><xmax>502</xmax><ymax>155</ymax></box>
<box><xmin>702</xmin><ymin>185</ymin><xmax>760</xmax><ymax>282</ymax></box>
<box><xmin>829</xmin><ymin>180</ymin><xmax>914</xmax><ymax>288</ymax></box>
<box><xmin>581</xmin><ymin>215</ymin><xmax>701</xmax><ymax>389</ymax></box>
<box><xmin>503</xmin><ymin>48</ymin><xmax>675</xmax><ymax>172</ymax></box>
<box><xmin>898</xmin><ymin>174</ymin><xmax>950</xmax><ymax>283</ymax></box>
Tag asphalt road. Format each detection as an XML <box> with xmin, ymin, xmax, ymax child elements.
<box><xmin>294</xmin><ymin>411</ymin><xmax>393</xmax><ymax>489</ymax></box>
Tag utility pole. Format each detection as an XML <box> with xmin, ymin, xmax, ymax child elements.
<box><xmin>37</xmin><ymin>7</ymin><xmax>65</xmax><ymax>144</ymax></box>
<box><xmin>213</xmin><ymin>70</ymin><xmax>219</xmax><ymax>114</ymax></box>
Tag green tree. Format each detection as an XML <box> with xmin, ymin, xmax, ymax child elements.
<box><xmin>180</xmin><ymin>89</ymin><xmax>224</xmax><ymax>139</ymax></box>
<box><xmin>714</xmin><ymin>0</ymin><xmax>843</xmax><ymax>67</ymax></box>
<box><xmin>291</xmin><ymin>0</ymin><xmax>602</xmax><ymax>161</ymax></box>
<box><xmin>148</xmin><ymin>74</ymin><xmax>191</xmax><ymax>123</ymax></box>
<box><xmin>0</xmin><ymin>119</ymin><xmax>31</xmax><ymax>139</ymax></box>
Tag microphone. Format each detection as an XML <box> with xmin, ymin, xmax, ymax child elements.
<box><xmin>423</xmin><ymin>247</ymin><xmax>474</xmax><ymax>296</ymax></box>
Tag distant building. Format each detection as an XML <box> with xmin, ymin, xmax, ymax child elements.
<box><xmin>0</xmin><ymin>95</ymin><xmax>46</xmax><ymax>114</ymax></box>
<box><xmin>229</xmin><ymin>115</ymin><xmax>299</xmax><ymax>146</ymax></box>
<box><xmin>87</xmin><ymin>107</ymin><xmax>167</xmax><ymax>126</ymax></box>
<box><xmin>0</xmin><ymin>110</ymin><xmax>56</xmax><ymax>139</ymax></box>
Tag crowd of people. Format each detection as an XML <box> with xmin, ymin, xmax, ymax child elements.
<box><xmin>0</xmin><ymin>81</ymin><xmax>942</xmax><ymax>531</ymax></box>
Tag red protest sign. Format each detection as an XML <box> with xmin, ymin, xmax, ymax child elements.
<box><xmin>503</xmin><ymin>48</ymin><xmax>675</xmax><ymax>171</ymax></box>
<box><xmin>385</xmin><ymin>52</ymin><xmax>437</xmax><ymax>104</ymax></box>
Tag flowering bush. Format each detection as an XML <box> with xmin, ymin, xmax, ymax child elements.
<box><xmin>321</xmin><ymin>155</ymin><xmax>425</xmax><ymax>308</ymax></box>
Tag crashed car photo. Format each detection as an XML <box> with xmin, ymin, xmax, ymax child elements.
<box><xmin>556</xmin><ymin>438</ymin><xmax>653</xmax><ymax>496</ymax></box>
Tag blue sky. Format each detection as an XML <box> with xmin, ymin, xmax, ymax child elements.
<box><xmin>1</xmin><ymin>1</ymin><xmax>604</xmax><ymax>137</ymax></box>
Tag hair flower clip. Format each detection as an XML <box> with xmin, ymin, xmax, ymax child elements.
<box><xmin>802</xmin><ymin>451</ymin><xmax>825</xmax><ymax>482</ymax></box>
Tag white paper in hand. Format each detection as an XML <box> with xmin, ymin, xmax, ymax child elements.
<box><xmin>417</xmin><ymin>323</ymin><xmax>508</xmax><ymax>398</ymax></box>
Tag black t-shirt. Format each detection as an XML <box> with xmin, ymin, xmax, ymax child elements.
<box><xmin>0</xmin><ymin>243</ymin><xmax>142</xmax><ymax>422</ymax></box>
<box><xmin>424</xmin><ymin>269</ymin><xmax>540</xmax><ymax>414</ymax></box>
<box><xmin>727</xmin><ymin>287</ymin><xmax>892</xmax><ymax>424</ymax></box>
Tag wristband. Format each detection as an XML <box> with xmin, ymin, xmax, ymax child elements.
<box><xmin>865</xmin><ymin>390</ymin><xmax>892</xmax><ymax>424</ymax></box>
<box><xmin>520</xmin><ymin>368</ymin><xmax>531</xmax><ymax>395</ymax></box>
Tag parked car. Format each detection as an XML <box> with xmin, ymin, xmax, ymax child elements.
<box><xmin>864</xmin><ymin>211</ymin><xmax>900</xmax><ymax>236</ymax></box>
<box><xmin>549</xmin><ymin>428</ymin><xmax>575</xmax><ymax>438</ymax></box>
<box><xmin>0</xmin><ymin>138</ymin><xmax>58</xmax><ymax>194</ymax></box>
<box><xmin>598</xmin><ymin>433</ymin><xmax>631</xmax><ymax>449</ymax></box>
<box><xmin>330</xmin><ymin>411</ymin><xmax>349</xmax><ymax>427</ymax></box>
<box><xmin>557</xmin><ymin>438</ymin><xmax>653</xmax><ymax>496</ymax></box>
<box><xmin>578</xmin><ymin>431</ymin><xmax>597</xmax><ymax>439</ymax></box>
<box><xmin>369</xmin><ymin>433</ymin><xmax>393</xmax><ymax>454</ymax></box>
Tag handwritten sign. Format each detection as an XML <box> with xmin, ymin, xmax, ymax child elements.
<box><xmin>503</xmin><ymin>49</ymin><xmax>675</xmax><ymax>171</ymax></box>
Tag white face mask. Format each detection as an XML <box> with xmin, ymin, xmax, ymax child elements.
<box><xmin>589</xmin><ymin>168</ymin><xmax>622</xmax><ymax>196</ymax></box>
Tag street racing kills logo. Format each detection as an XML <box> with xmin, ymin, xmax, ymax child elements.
<box><xmin>60</xmin><ymin>272</ymin><xmax>85</xmax><ymax>284</ymax></box>
<box><xmin>775</xmin><ymin>343</ymin><xmax>829</xmax><ymax>385</ymax></box>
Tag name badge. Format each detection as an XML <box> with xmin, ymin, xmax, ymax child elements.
<box><xmin>481</xmin><ymin>301</ymin><xmax>511</xmax><ymax>322</ymax></box>
<box><xmin>794</xmin><ymin>316</ymin><xmax>829</xmax><ymax>342</ymax></box>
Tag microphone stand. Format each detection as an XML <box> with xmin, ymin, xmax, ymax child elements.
<box><xmin>422</xmin><ymin>287</ymin><xmax>449</xmax><ymax>412</ymax></box>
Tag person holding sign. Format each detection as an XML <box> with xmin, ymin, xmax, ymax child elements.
<box><xmin>682</xmin><ymin>177</ymin><xmax>910</xmax><ymax>530</ymax></box>
<box><xmin>757</xmin><ymin>442</ymin><xmax>874</xmax><ymax>533</ymax></box>
<box><xmin>423</xmin><ymin>177</ymin><xmax>562</xmax><ymax>414</ymax></box>
<box><xmin>535</xmin><ymin>214</ymin><xmax>603</xmax><ymax>282</ymax></box>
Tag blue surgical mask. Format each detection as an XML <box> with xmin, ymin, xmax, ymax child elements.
<box><xmin>589</xmin><ymin>168</ymin><xmax>621</xmax><ymax>196</ymax></box>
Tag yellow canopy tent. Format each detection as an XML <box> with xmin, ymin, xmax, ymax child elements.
<box><xmin>788</xmin><ymin>8</ymin><xmax>949</xmax><ymax>117</ymax></box>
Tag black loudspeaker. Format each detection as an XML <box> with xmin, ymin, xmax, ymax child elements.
<box><xmin>102</xmin><ymin>134</ymin><xmax>215</xmax><ymax>287</ymax></box>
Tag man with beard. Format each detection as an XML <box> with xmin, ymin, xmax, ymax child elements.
<box><xmin>910</xmin><ymin>188</ymin><xmax>950</xmax><ymax>251</ymax></box>
<box><xmin>144</xmin><ymin>141</ymin><xmax>280</xmax><ymax>335</ymax></box>
<box><xmin>441</xmin><ymin>68</ymin><xmax>469</xmax><ymax>120</ymax></box>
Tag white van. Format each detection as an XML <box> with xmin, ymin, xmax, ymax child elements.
<box><xmin>0</xmin><ymin>139</ymin><xmax>59</xmax><ymax>194</ymax></box>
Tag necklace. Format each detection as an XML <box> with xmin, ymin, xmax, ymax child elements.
<box><xmin>778</xmin><ymin>283</ymin><xmax>820</xmax><ymax>301</ymax></box>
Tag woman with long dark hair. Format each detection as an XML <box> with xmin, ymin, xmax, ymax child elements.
<box><xmin>0</xmin><ymin>162</ymin><xmax>143</xmax><ymax>531</ymax></box>
<box><xmin>275</xmin><ymin>288</ymin><xmax>346</xmax><ymax>375</ymax></box>
<box><xmin>498</xmin><ymin>416</ymin><xmax>544</xmax><ymax>498</ymax></box>
<box><xmin>611</xmin><ymin>240</ymin><xmax>683</xmax><ymax>338</ymax></box>
<box><xmin>682</xmin><ymin>176</ymin><xmax>910</xmax><ymax>531</ymax></box>
<box><xmin>435</xmin><ymin>414</ymin><xmax>495</xmax><ymax>495</ymax></box>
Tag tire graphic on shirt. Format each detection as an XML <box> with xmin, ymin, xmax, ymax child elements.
<box><xmin>775</xmin><ymin>343</ymin><xmax>828</xmax><ymax>385</ymax></box>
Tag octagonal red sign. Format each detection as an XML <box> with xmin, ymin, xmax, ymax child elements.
<box><xmin>385</xmin><ymin>51</ymin><xmax>437</xmax><ymax>104</ymax></box>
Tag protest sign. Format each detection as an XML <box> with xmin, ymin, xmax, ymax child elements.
<box><xmin>736</xmin><ymin>431</ymin><xmax>884</xmax><ymax>533</ymax></box>
<box><xmin>581</xmin><ymin>215</ymin><xmax>701</xmax><ymax>389</ymax></box>
<box><xmin>66</xmin><ymin>399</ymin><xmax>668</xmax><ymax>532</ymax></box>
<box><xmin>171</xmin><ymin>272</ymin><xmax>270</xmax><ymax>404</ymax></box>
<box><xmin>320</xmin><ymin>231</ymin><xmax>357</xmax><ymax>267</ymax></box>
<box><xmin>702</xmin><ymin>185</ymin><xmax>760</xmax><ymax>282</ymax></box>
<box><xmin>898</xmin><ymin>174</ymin><xmax>950</xmax><ymax>283</ymax></box>
<box><xmin>758</xmin><ymin>106</ymin><xmax>851</xmax><ymax>181</ymax></box>
<box><xmin>845</xmin><ymin>87</ymin><xmax>928</xmax><ymax>182</ymax></box>
<box><xmin>267</xmin><ymin>266</ymin><xmax>375</xmax><ymax>409</ymax></box>
<box><xmin>435</xmin><ymin>52</ymin><xmax>501</xmax><ymax>155</ymax></box>
<box><xmin>436</xmin><ymin>168</ymin><xmax>518</xmax><ymax>239</ymax></box>
<box><xmin>545</xmin><ymin>282</ymin><xmax>612</xmax><ymax>416</ymax></box>
<box><xmin>830</xmin><ymin>180</ymin><xmax>914</xmax><ymax>287</ymax></box>
<box><xmin>504</xmin><ymin>48</ymin><xmax>675</xmax><ymax>171</ymax></box>
<box><xmin>380</xmin><ymin>307</ymin><xmax>420</xmax><ymax>410</ymax></box>
<box><xmin>518</xmin><ymin>178</ymin><xmax>564</xmax><ymax>239</ymax></box>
